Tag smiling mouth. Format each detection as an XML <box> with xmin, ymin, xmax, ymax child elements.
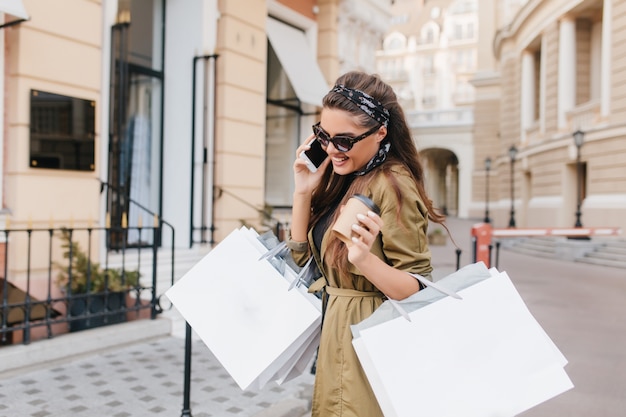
<box><xmin>332</xmin><ymin>156</ymin><xmax>348</xmax><ymax>162</ymax></box>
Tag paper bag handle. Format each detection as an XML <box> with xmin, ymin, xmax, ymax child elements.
<box><xmin>387</xmin><ymin>273</ymin><xmax>462</xmax><ymax>321</ymax></box>
<box><xmin>408</xmin><ymin>273</ymin><xmax>462</xmax><ymax>300</ymax></box>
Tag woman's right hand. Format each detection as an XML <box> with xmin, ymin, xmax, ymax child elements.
<box><xmin>293</xmin><ymin>134</ymin><xmax>330</xmax><ymax>195</ymax></box>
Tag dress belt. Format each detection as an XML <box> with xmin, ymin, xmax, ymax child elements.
<box><xmin>308</xmin><ymin>277</ymin><xmax>384</xmax><ymax>298</ymax></box>
<box><xmin>325</xmin><ymin>286</ymin><xmax>384</xmax><ymax>298</ymax></box>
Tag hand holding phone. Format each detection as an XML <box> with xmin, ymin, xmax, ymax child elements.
<box><xmin>299</xmin><ymin>138</ymin><xmax>328</xmax><ymax>173</ymax></box>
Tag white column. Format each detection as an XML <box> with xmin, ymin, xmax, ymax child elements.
<box><xmin>540</xmin><ymin>36</ymin><xmax>547</xmax><ymax>132</ymax></box>
<box><xmin>99</xmin><ymin>0</ymin><xmax>122</xmax><ymax>260</ymax></box>
<box><xmin>558</xmin><ymin>17</ymin><xmax>576</xmax><ymax>129</ymax></box>
<box><xmin>0</xmin><ymin>19</ymin><xmax>5</xmax><ymax>210</ymax></box>
<box><xmin>520</xmin><ymin>50</ymin><xmax>535</xmax><ymax>142</ymax></box>
<box><xmin>99</xmin><ymin>0</ymin><xmax>117</xmax><ymax>202</ymax></box>
<box><xmin>439</xmin><ymin>49</ymin><xmax>451</xmax><ymax>108</ymax></box>
<box><xmin>601</xmin><ymin>0</ymin><xmax>612</xmax><ymax>117</ymax></box>
<box><xmin>457</xmin><ymin>150</ymin><xmax>473</xmax><ymax>218</ymax></box>
<box><xmin>590</xmin><ymin>22</ymin><xmax>602</xmax><ymax>100</ymax></box>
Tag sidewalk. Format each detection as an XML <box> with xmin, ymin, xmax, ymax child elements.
<box><xmin>1</xmin><ymin>216</ymin><xmax>624</xmax><ymax>416</ymax></box>
<box><xmin>0</xmin><ymin>317</ymin><xmax>315</xmax><ymax>417</ymax></box>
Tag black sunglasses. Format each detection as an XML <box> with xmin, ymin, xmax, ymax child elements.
<box><xmin>312</xmin><ymin>122</ymin><xmax>380</xmax><ymax>152</ymax></box>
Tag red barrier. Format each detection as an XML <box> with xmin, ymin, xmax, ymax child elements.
<box><xmin>492</xmin><ymin>227</ymin><xmax>622</xmax><ymax>238</ymax></box>
<box><xmin>471</xmin><ymin>222</ymin><xmax>493</xmax><ymax>267</ymax></box>
<box><xmin>471</xmin><ymin>224</ymin><xmax>622</xmax><ymax>268</ymax></box>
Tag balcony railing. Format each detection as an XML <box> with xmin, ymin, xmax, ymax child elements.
<box><xmin>567</xmin><ymin>99</ymin><xmax>601</xmax><ymax>131</ymax></box>
<box><xmin>524</xmin><ymin>121</ymin><xmax>540</xmax><ymax>145</ymax></box>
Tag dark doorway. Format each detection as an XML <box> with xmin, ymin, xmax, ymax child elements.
<box><xmin>107</xmin><ymin>0</ymin><xmax>164</xmax><ymax>249</ymax></box>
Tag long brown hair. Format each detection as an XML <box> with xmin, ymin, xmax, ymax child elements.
<box><xmin>311</xmin><ymin>72</ymin><xmax>446</xmax><ymax>281</ymax></box>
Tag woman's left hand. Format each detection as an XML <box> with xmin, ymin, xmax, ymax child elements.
<box><xmin>347</xmin><ymin>210</ymin><xmax>384</xmax><ymax>265</ymax></box>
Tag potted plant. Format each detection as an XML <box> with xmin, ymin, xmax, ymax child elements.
<box><xmin>55</xmin><ymin>228</ymin><xmax>140</xmax><ymax>331</ymax></box>
<box><xmin>428</xmin><ymin>227</ymin><xmax>448</xmax><ymax>246</ymax></box>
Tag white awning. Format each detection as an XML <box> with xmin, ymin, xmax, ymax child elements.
<box><xmin>266</xmin><ymin>17</ymin><xmax>329</xmax><ymax>108</ymax></box>
<box><xmin>0</xmin><ymin>0</ymin><xmax>29</xmax><ymax>20</ymax></box>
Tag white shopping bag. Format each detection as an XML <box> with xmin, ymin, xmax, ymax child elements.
<box><xmin>166</xmin><ymin>227</ymin><xmax>322</xmax><ymax>391</ymax></box>
<box><xmin>351</xmin><ymin>262</ymin><xmax>573</xmax><ymax>417</ymax></box>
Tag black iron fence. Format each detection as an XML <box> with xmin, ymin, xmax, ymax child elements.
<box><xmin>0</xmin><ymin>222</ymin><xmax>174</xmax><ymax>346</ymax></box>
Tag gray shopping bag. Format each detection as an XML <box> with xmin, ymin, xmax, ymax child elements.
<box><xmin>351</xmin><ymin>262</ymin><xmax>573</xmax><ymax>417</ymax></box>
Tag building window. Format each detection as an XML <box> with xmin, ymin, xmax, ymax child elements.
<box><xmin>421</xmin><ymin>22</ymin><xmax>439</xmax><ymax>45</ymax></box>
<box><xmin>423</xmin><ymin>54</ymin><xmax>435</xmax><ymax>75</ymax></box>
<box><xmin>426</xmin><ymin>28</ymin><xmax>434</xmax><ymax>43</ymax></box>
<box><xmin>454</xmin><ymin>23</ymin><xmax>463</xmax><ymax>40</ymax></box>
<box><xmin>467</xmin><ymin>22</ymin><xmax>475</xmax><ymax>39</ymax></box>
<box><xmin>29</xmin><ymin>90</ymin><xmax>95</xmax><ymax>171</ymax></box>
<box><xmin>533</xmin><ymin>48</ymin><xmax>541</xmax><ymax>121</ymax></box>
<box><xmin>520</xmin><ymin>37</ymin><xmax>543</xmax><ymax>139</ymax></box>
<box><xmin>422</xmin><ymin>95</ymin><xmax>437</xmax><ymax>107</ymax></box>
<box><xmin>384</xmin><ymin>32</ymin><xmax>407</xmax><ymax>54</ymax></box>
<box><xmin>454</xmin><ymin>81</ymin><xmax>474</xmax><ymax>103</ymax></box>
<box><xmin>576</xmin><ymin>16</ymin><xmax>602</xmax><ymax>105</ymax></box>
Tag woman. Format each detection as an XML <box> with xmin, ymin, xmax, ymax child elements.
<box><xmin>289</xmin><ymin>71</ymin><xmax>445</xmax><ymax>417</ymax></box>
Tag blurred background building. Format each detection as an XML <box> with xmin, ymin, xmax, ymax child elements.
<box><xmin>377</xmin><ymin>0</ymin><xmax>478</xmax><ymax>217</ymax></box>
<box><xmin>378</xmin><ymin>0</ymin><xmax>625</xmax><ymax>233</ymax></box>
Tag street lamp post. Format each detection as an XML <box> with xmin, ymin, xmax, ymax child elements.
<box><xmin>573</xmin><ymin>129</ymin><xmax>585</xmax><ymax>228</ymax></box>
<box><xmin>508</xmin><ymin>145</ymin><xmax>518</xmax><ymax>228</ymax></box>
<box><xmin>484</xmin><ymin>157</ymin><xmax>492</xmax><ymax>223</ymax></box>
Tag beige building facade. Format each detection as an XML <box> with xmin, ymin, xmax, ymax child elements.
<box><xmin>1</xmin><ymin>1</ymin><xmax>105</xmax><ymax>300</ymax></box>
<box><xmin>0</xmin><ymin>0</ymin><xmax>391</xmax><ymax>312</ymax></box>
<box><xmin>472</xmin><ymin>0</ymin><xmax>626</xmax><ymax>232</ymax></box>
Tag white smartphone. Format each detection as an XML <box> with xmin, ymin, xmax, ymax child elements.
<box><xmin>299</xmin><ymin>138</ymin><xmax>328</xmax><ymax>173</ymax></box>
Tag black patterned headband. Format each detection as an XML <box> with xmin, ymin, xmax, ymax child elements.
<box><xmin>331</xmin><ymin>84</ymin><xmax>390</xmax><ymax>127</ymax></box>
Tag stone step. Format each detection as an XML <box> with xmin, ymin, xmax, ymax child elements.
<box><xmin>575</xmin><ymin>239</ymin><xmax>626</xmax><ymax>269</ymax></box>
<box><xmin>599</xmin><ymin>246</ymin><xmax>626</xmax><ymax>256</ymax></box>
<box><xmin>575</xmin><ymin>256</ymin><xmax>626</xmax><ymax>269</ymax></box>
<box><xmin>508</xmin><ymin>246</ymin><xmax>558</xmax><ymax>258</ymax></box>
<box><xmin>595</xmin><ymin>239</ymin><xmax>626</xmax><ymax>247</ymax></box>
<box><xmin>507</xmin><ymin>238</ymin><xmax>562</xmax><ymax>256</ymax></box>
<box><xmin>105</xmin><ymin>246</ymin><xmax>212</xmax><ymax>303</ymax></box>
<box><xmin>583</xmin><ymin>251</ymin><xmax>626</xmax><ymax>261</ymax></box>
<box><xmin>501</xmin><ymin>237</ymin><xmax>626</xmax><ymax>269</ymax></box>
<box><xmin>106</xmin><ymin>246</ymin><xmax>211</xmax><ymax>271</ymax></box>
<box><xmin>517</xmin><ymin>242</ymin><xmax>559</xmax><ymax>250</ymax></box>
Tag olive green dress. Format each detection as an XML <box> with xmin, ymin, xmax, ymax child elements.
<box><xmin>292</xmin><ymin>164</ymin><xmax>433</xmax><ymax>417</ymax></box>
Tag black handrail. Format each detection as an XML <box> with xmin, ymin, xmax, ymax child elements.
<box><xmin>98</xmin><ymin>179</ymin><xmax>176</xmax><ymax>293</ymax></box>
<box><xmin>215</xmin><ymin>186</ymin><xmax>287</xmax><ymax>240</ymax></box>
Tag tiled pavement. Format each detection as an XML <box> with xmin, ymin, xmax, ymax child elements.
<box><xmin>0</xmin><ymin>334</ymin><xmax>314</xmax><ymax>417</ymax></box>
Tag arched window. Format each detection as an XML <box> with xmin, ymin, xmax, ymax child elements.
<box><xmin>421</xmin><ymin>22</ymin><xmax>440</xmax><ymax>44</ymax></box>
<box><xmin>383</xmin><ymin>32</ymin><xmax>407</xmax><ymax>51</ymax></box>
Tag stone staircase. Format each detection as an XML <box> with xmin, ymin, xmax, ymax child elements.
<box><xmin>500</xmin><ymin>236</ymin><xmax>626</xmax><ymax>269</ymax></box>
<box><xmin>107</xmin><ymin>244</ymin><xmax>212</xmax><ymax>337</ymax></box>
<box><xmin>498</xmin><ymin>237</ymin><xmax>561</xmax><ymax>259</ymax></box>
<box><xmin>576</xmin><ymin>238</ymin><xmax>626</xmax><ymax>269</ymax></box>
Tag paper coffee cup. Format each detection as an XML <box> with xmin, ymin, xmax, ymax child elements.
<box><xmin>331</xmin><ymin>194</ymin><xmax>381</xmax><ymax>245</ymax></box>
